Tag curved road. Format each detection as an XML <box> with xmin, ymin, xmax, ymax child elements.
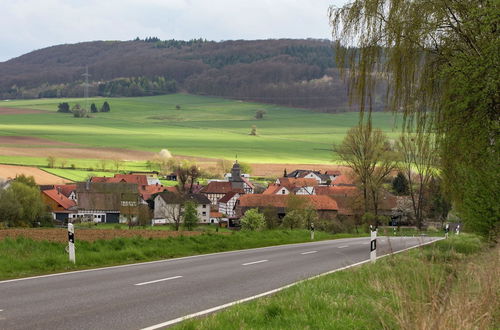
<box><xmin>0</xmin><ymin>236</ymin><xmax>441</xmax><ymax>329</ymax></box>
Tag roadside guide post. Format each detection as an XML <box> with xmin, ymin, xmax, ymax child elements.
<box><xmin>445</xmin><ymin>223</ymin><xmax>449</xmax><ymax>239</ymax></box>
<box><xmin>370</xmin><ymin>226</ymin><xmax>377</xmax><ymax>263</ymax></box>
<box><xmin>455</xmin><ymin>224</ymin><xmax>460</xmax><ymax>235</ymax></box>
<box><xmin>310</xmin><ymin>222</ymin><xmax>315</xmax><ymax>240</ymax></box>
<box><xmin>68</xmin><ymin>223</ymin><xmax>76</xmax><ymax>263</ymax></box>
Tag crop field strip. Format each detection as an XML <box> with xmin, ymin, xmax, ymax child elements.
<box><xmin>0</xmin><ymin>94</ymin><xmax>402</xmax><ymax>166</ymax></box>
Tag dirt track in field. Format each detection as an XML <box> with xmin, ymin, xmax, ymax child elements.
<box><xmin>0</xmin><ymin>164</ymin><xmax>71</xmax><ymax>184</ymax></box>
<box><xmin>0</xmin><ymin>136</ymin><xmax>77</xmax><ymax>146</ymax></box>
<box><xmin>0</xmin><ymin>228</ymin><xmax>205</xmax><ymax>243</ymax></box>
<box><xmin>0</xmin><ymin>107</ymin><xmax>47</xmax><ymax>115</ymax></box>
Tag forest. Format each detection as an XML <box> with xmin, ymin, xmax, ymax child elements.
<box><xmin>0</xmin><ymin>38</ymin><xmax>385</xmax><ymax>112</ymax></box>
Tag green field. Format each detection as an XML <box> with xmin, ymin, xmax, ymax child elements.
<box><xmin>1</xmin><ymin>94</ymin><xmax>402</xmax><ymax>165</ymax></box>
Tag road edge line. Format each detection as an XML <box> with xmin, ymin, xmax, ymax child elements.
<box><xmin>141</xmin><ymin>237</ymin><xmax>443</xmax><ymax>329</ymax></box>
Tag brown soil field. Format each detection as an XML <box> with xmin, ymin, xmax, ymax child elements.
<box><xmin>0</xmin><ymin>136</ymin><xmax>76</xmax><ymax>146</ymax></box>
<box><xmin>0</xmin><ymin>228</ymin><xmax>205</xmax><ymax>243</ymax></box>
<box><xmin>0</xmin><ymin>164</ymin><xmax>71</xmax><ymax>184</ymax></box>
<box><xmin>0</xmin><ymin>107</ymin><xmax>47</xmax><ymax>115</ymax></box>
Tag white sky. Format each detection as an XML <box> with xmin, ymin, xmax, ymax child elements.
<box><xmin>0</xmin><ymin>0</ymin><xmax>348</xmax><ymax>62</ymax></box>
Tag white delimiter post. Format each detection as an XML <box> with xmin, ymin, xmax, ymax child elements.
<box><xmin>370</xmin><ymin>228</ymin><xmax>377</xmax><ymax>263</ymax></box>
<box><xmin>68</xmin><ymin>223</ymin><xmax>76</xmax><ymax>263</ymax></box>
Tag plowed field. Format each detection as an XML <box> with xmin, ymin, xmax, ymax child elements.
<box><xmin>0</xmin><ymin>164</ymin><xmax>70</xmax><ymax>184</ymax></box>
<box><xmin>0</xmin><ymin>228</ymin><xmax>205</xmax><ymax>243</ymax></box>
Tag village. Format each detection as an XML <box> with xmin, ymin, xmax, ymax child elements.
<box><xmin>29</xmin><ymin>160</ymin><xmax>409</xmax><ymax>231</ymax></box>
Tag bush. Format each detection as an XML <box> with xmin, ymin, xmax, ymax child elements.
<box><xmin>240</xmin><ymin>209</ymin><xmax>265</xmax><ymax>231</ymax></box>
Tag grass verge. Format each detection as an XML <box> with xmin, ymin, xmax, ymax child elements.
<box><xmin>174</xmin><ymin>234</ymin><xmax>499</xmax><ymax>330</ymax></box>
<box><xmin>0</xmin><ymin>230</ymin><xmax>364</xmax><ymax>280</ymax></box>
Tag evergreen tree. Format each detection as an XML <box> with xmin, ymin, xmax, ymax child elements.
<box><xmin>90</xmin><ymin>103</ymin><xmax>98</xmax><ymax>113</ymax></box>
<box><xmin>100</xmin><ymin>101</ymin><xmax>110</xmax><ymax>112</ymax></box>
<box><xmin>392</xmin><ymin>172</ymin><xmax>409</xmax><ymax>195</ymax></box>
<box><xmin>57</xmin><ymin>102</ymin><xmax>70</xmax><ymax>113</ymax></box>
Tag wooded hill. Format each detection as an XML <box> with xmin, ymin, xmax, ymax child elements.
<box><xmin>0</xmin><ymin>38</ymin><xmax>385</xmax><ymax>112</ymax></box>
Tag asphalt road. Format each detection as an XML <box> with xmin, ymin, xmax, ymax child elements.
<box><xmin>0</xmin><ymin>236</ymin><xmax>441</xmax><ymax>329</ymax></box>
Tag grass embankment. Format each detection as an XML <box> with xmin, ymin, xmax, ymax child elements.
<box><xmin>175</xmin><ymin>234</ymin><xmax>499</xmax><ymax>330</ymax></box>
<box><xmin>0</xmin><ymin>230</ymin><xmax>361</xmax><ymax>280</ymax></box>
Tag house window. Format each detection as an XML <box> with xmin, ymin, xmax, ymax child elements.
<box><xmin>202</xmin><ymin>212</ymin><xmax>206</xmax><ymax>216</ymax></box>
<box><xmin>282</xmin><ymin>189</ymin><xmax>286</xmax><ymax>194</ymax></box>
<box><xmin>203</xmin><ymin>204</ymin><xmax>206</xmax><ymax>208</ymax></box>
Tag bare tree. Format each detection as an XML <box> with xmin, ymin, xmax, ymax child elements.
<box><xmin>398</xmin><ymin>132</ymin><xmax>439</xmax><ymax>228</ymax></box>
<box><xmin>335</xmin><ymin>124</ymin><xmax>396</xmax><ymax>214</ymax></box>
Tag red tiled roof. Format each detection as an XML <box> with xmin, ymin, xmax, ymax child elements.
<box><xmin>278</xmin><ymin>177</ymin><xmax>318</xmax><ymax>188</ymax></box>
<box><xmin>112</xmin><ymin>174</ymin><xmax>149</xmax><ymax>186</ymax></box>
<box><xmin>139</xmin><ymin>184</ymin><xmax>175</xmax><ymax>201</ymax></box>
<box><xmin>218</xmin><ymin>191</ymin><xmax>239</xmax><ymax>203</ymax></box>
<box><xmin>315</xmin><ymin>185</ymin><xmax>358</xmax><ymax>196</ymax></box>
<box><xmin>210</xmin><ymin>211</ymin><xmax>223</xmax><ymax>218</ymax></box>
<box><xmin>42</xmin><ymin>189</ymin><xmax>76</xmax><ymax>210</ymax></box>
<box><xmin>200</xmin><ymin>181</ymin><xmax>234</xmax><ymax>194</ymax></box>
<box><xmin>239</xmin><ymin>195</ymin><xmax>338</xmax><ymax>211</ymax></box>
<box><xmin>53</xmin><ymin>184</ymin><xmax>76</xmax><ymax>197</ymax></box>
<box><xmin>262</xmin><ymin>184</ymin><xmax>285</xmax><ymax>195</ymax></box>
<box><xmin>332</xmin><ymin>175</ymin><xmax>355</xmax><ymax>186</ymax></box>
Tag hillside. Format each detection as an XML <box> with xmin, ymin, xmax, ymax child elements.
<box><xmin>0</xmin><ymin>94</ymin><xmax>400</xmax><ymax>168</ymax></box>
<box><xmin>0</xmin><ymin>39</ymin><xmax>385</xmax><ymax>112</ymax></box>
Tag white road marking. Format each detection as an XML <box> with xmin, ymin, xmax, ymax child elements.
<box><xmin>0</xmin><ymin>309</ymin><xmax>3</xmax><ymax>312</ymax></box>
<box><xmin>141</xmin><ymin>237</ymin><xmax>443</xmax><ymax>330</ymax></box>
<box><xmin>134</xmin><ymin>276</ymin><xmax>183</xmax><ymax>286</ymax></box>
<box><xmin>242</xmin><ymin>260</ymin><xmax>268</xmax><ymax>266</ymax></box>
<box><xmin>300</xmin><ymin>251</ymin><xmax>318</xmax><ymax>255</ymax></box>
<box><xmin>337</xmin><ymin>245</ymin><xmax>349</xmax><ymax>248</ymax></box>
<box><xmin>0</xmin><ymin>237</ymin><xmax>366</xmax><ymax>285</ymax></box>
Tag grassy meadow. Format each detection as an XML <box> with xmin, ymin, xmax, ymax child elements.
<box><xmin>1</xmin><ymin>94</ymin><xmax>403</xmax><ymax>167</ymax></box>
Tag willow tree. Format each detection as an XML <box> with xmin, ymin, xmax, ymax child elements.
<box><xmin>330</xmin><ymin>0</ymin><xmax>499</xmax><ymax>238</ymax></box>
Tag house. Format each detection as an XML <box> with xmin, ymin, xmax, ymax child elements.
<box><xmin>41</xmin><ymin>189</ymin><xmax>77</xmax><ymax>223</ymax></box>
<box><xmin>129</xmin><ymin>171</ymin><xmax>161</xmax><ymax>185</ymax></box>
<box><xmin>153</xmin><ymin>192</ymin><xmax>211</xmax><ymax>224</ymax></box>
<box><xmin>209</xmin><ymin>211</ymin><xmax>227</xmax><ymax>224</ymax></box>
<box><xmin>53</xmin><ymin>184</ymin><xmax>77</xmax><ymax>201</ymax></box>
<box><xmin>263</xmin><ymin>178</ymin><xmax>318</xmax><ymax>195</ymax></box>
<box><xmin>285</xmin><ymin>169</ymin><xmax>333</xmax><ymax>185</ymax></box>
<box><xmin>236</xmin><ymin>194</ymin><xmax>339</xmax><ymax>220</ymax></box>
<box><xmin>218</xmin><ymin>191</ymin><xmax>240</xmax><ymax>217</ymax></box>
<box><xmin>76</xmin><ymin>182</ymin><xmax>140</xmax><ymax>223</ymax></box>
<box><xmin>200</xmin><ymin>181</ymin><xmax>240</xmax><ymax>205</ymax></box>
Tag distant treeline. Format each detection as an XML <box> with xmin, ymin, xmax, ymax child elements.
<box><xmin>0</xmin><ymin>38</ymin><xmax>386</xmax><ymax>112</ymax></box>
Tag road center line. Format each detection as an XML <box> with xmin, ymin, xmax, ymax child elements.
<box><xmin>300</xmin><ymin>251</ymin><xmax>318</xmax><ymax>255</ymax></box>
<box><xmin>337</xmin><ymin>245</ymin><xmax>349</xmax><ymax>248</ymax></box>
<box><xmin>134</xmin><ymin>276</ymin><xmax>183</xmax><ymax>286</ymax></box>
<box><xmin>242</xmin><ymin>260</ymin><xmax>268</xmax><ymax>266</ymax></box>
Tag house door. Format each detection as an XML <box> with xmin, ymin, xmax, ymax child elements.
<box><xmin>102</xmin><ymin>214</ymin><xmax>106</xmax><ymax>223</ymax></box>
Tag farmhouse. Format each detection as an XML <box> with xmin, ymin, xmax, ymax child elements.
<box><xmin>264</xmin><ymin>177</ymin><xmax>318</xmax><ymax>195</ymax></box>
<box><xmin>153</xmin><ymin>191</ymin><xmax>211</xmax><ymax>224</ymax></box>
<box><xmin>285</xmin><ymin>169</ymin><xmax>337</xmax><ymax>185</ymax></box>
<box><xmin>76</xmin><ymin>182</ymin><xmax>140</xmax><ymax>223</ymax></box>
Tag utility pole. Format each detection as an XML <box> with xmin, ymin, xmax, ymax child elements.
<box><xmin>82</xmin><ymin>66</ymin><xmax>90</xmax><ymax>110</ymax></box>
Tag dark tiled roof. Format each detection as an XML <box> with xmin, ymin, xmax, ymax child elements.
<box><xmin>200</xmin><ymin>181</ymin><xmax>233</xmax><ymax>194</ymax></box>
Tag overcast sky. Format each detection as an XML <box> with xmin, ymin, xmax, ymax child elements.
<box><xmin>0</xmin><ymin>0</ymin><xmax>348</xmax><ymax>62</ymax></box>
